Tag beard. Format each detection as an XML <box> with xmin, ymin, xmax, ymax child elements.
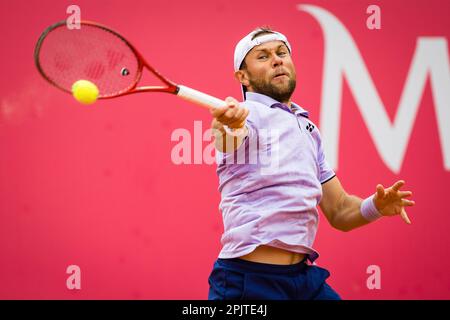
<box><xmin>247</xmin><ymin>74</ymin><xmax>296</xmax><ymax>103</ymax></box>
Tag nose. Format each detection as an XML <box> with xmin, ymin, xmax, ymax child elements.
<box><xmin>271</xmin><ymin>54</ymin><xmax>283</xmax><ymax>68</ymax></box>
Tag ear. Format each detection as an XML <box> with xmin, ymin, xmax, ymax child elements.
<box><xmin>234</xmin><ymin>70</ymin><xmax>250</xmax><ymax>87</ymax></box>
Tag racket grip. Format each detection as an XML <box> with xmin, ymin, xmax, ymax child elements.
<box><xmin>176</xmin><ymin>85</ymin><xmax>247</xmax><ymax>137</ymax></box>
<box><xmin>176</xmin><ymin>85</ymin><xmax>227</xmax><ymax>109</ymax></box>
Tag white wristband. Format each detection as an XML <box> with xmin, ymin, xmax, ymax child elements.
<box><xmin>360</xmin><ymin>195</ymin><xmax>383</xmax><ymax>222</ymax></box>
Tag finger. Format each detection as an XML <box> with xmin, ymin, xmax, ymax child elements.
<box><xmin>398</xmin><ymin>191</ymin><xmax>413</xmax><ymax>198</ymax></box>
<box><xmin>217</xmin><ymin>107</ymin><xmax>237</xmax><ymax>124</ymax></box>
<box><xmin>210</xmin><ymin>105</ymin><xmax>229</xmax><ymax>118</ymax></box>
<box><xmin>210</xmin><ymin>97</ymin><xmax>239</xmax><ymax>117</ymax></box>
<box><xmin>227</xmin><ymin>108</ymin><xmax>248</xmax><ymax>128</ymax></box>
<box><xmin>228</xmin><ymin>118</ymin><xmax>245</xmax><ymax>129</ymax></box>
<box><xmin>242</xmin><ymin>107</ymin><xmax>249</xmax><ymax>120</ymax></box>
<box><xmin>400</xmin><ymin>208</ymin><xmax>411</xmax><ymax>225</ymax></box>
<box><xmin>233</xmin><ymin>107</ymin><xmax>246</xmax><ymax>120</ymax></box>
<box><xmin>228</xmin><ymin>116</ymin><xmax>247</xmax><ymax>129</ymax></box>
<box><xmin>392</xmin><ymin>180</ymin><xmax>405</xmax><ymax>191</ymax></box>
<box><xmin>376</xmin><ymin>184</ymin><xmax>385</xmax><ymax>198</ymax></box>
<box><xmin>224</xmin><ymin>96</ymin><xmax>239</xmax><ymax>108</ymax></box>
<box><xmin>236</xmin><ymin>120</ymin><xmax>246</xmax><ymax>128</ymax></box>
<box><xmin>238</xmin><ymin>108</ymin><xmax>250</xmax><ymax>127</ymax></box>
<box><xmin>401</xmin><ymin>199</ymin><xmax>416</xmax><ymax>206</ymax></box>
<box><xmin>228</xmin><ymin>122</ymin><xmax>245</xmax><ymax>129</ymax></box>
<box><xmin>234</xmin><ymin>109</ymin><xmax>249</xmax><ymax>129</ymax></box>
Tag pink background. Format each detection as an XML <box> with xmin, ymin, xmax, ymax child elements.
<box><xmin>1</xmin><ymin>0</ymin><xmax>449</xmax><ymax>299</ymax></box>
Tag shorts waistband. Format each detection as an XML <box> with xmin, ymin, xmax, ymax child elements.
<box><xmin>217</xmin><ymin>257</ymin><xmax>308</xmax><ymax>275</ymax></box>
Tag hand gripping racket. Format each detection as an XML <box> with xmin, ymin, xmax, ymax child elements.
<box><xmin>34</xmin><ymin>21</ymin><xmax>244</xmax><ymax>132</ymax></box>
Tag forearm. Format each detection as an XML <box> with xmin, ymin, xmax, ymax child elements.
<box><xmin>321</xmin><ymin>177</ymin><xmax>414</xmax><ymax>231</ymax></box>
<box><xmin>210</xmin><ymin>96</ymin><xmax>249</xmax><ymax>153</ymax></box>
<box><xmin>213</xmin><ymin>125</ymin><xmax>248</xmax><ymax>153</ymax></box>
<box><xmin>331</xmin><ymin>194</ymin><xmax>372</xmax><ymax>232</ymax></box>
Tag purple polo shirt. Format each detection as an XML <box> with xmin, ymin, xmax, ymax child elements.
<box><xmin>215</xmin><ymin>92</ymin><xmax>336</xmax><ymax>262</ymax></box>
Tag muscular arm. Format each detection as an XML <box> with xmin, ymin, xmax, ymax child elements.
<box><xmin>319</xmin><ymin>177</ymin><xmax>369</xmax><ymax>232</ymax></box>
<box><xmin>319</xmin><ymin>176</ymin><xmax>415</xmax><ymax>232</ymax></box>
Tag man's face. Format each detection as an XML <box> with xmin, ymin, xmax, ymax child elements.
<box><xmin>238</xmin><ymin>40</ymin><xmax>296</xmax><ymax>103</ymax></box>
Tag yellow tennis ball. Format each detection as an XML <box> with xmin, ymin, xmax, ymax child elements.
<box><xmin>72</xmin><ymin>80</ymin><xmax>99</xmax><ymax>105</ymax></box>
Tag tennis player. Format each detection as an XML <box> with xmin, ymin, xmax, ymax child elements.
<box><xmin>207</xmin><ymin>27</ymin><xmax>415</xmax><ymax>300</ymax></box>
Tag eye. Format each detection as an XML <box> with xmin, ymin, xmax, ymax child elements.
<box><xmin>257</xmin><ymin>55</ymin><xmax>268</xmax><ymax>60</ymax></box>
<box><xmin>278</xmin><ymin>51</ymin><xmax>288</xmax><ymax>57</ymax></box>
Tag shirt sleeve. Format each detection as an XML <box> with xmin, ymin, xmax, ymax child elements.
<box><xmin>316</xmin><ymin>130</ymin><xmax>336</xmax><ymax>184</ymax></box>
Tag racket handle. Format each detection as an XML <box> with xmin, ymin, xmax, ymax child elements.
<box><xmin>176</xmin><ymin>85</ymin><xmax>227</xmax><ymax>109</ymax></box>
<box><xmin>176</xmin><ymin>85</ymin><xmax>247</xmax><ymax>137</ymax></box>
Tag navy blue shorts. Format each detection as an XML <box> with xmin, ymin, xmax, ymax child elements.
<box><xmin>208</xmin><ymin>258</ymin><xmax>341</xmax><ymax>300</ymax></box>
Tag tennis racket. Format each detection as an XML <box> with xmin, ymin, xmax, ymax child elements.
<box><xmin>34</xmin><ymin>20</ymin><xmax>243</xmax><ymax>131</ymax></box>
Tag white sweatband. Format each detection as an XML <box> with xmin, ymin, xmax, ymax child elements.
<box><xmin>360</xmin><ymin>195</ymin><xmax>383</xmax><ymax>222</ymax></box>
<box><xmin>234</xmin><ymin>31</ymin><xmax>292</xmax><ymax>72</ymax></box>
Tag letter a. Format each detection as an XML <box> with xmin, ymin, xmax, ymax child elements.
<box><xmin>366</xmin><ymin>5</ymin><xmax>381</xmax><ymax>30</ymax></box>
<box><xmin>66</xmin><ymin>265</ymin><xmax>81</xmax><ymax>290</ymax></box>
<box><xmin>66</xmin><ymin>5</ymin><xmax>81</xmax><ymax>30</ymax></box>
<box><xmin>366</xmin><ymin>265</ymin><xmax>381</xmax><ymax>289</ymax></box>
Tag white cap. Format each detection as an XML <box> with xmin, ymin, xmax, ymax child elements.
<box><xmin>233</xmin><ymin>29</ymin><xmax>292</xmax><ymax>98</ymax></box>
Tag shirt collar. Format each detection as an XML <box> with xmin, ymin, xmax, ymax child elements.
<box><xmin>245</xmin><ymin>92</ymin><xmax>309</xmax><ymax>118</ymax></box>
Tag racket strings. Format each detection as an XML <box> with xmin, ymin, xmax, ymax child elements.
<box><xmin>36</xmin><ymin>24</ymin><xmax>140</xmax><ymax>97</ymax></box>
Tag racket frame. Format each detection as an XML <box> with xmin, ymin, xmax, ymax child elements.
<box><xmin>35</xmin><ymin>20</ymin><xmax>180</xmax><ymax>98</ymax></box>
<box><xmin>36</xmin><ymin>20</ymin><xmax>244</xmax><ymax>122</ymax></box>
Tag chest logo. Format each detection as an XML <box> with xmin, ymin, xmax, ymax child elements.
<box><xmin>306</xmin><ymin>122</ymin><xmax>315</xmax><ymax>132</ymax></box>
